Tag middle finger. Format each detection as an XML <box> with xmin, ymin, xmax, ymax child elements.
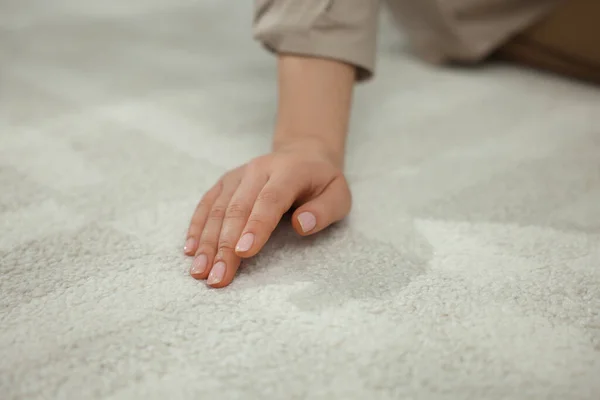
<box><xmin>207</xmin><ymin>169</ymin><xmax>268</xmax><ymax>287</ymax></box>
<box><xmin>190</xmin><ymin>177</ymin><xmax>239</xmax><ymax>280</ymax></box>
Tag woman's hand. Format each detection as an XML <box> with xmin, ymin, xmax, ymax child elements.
<box><xmin>183</xmin><ymin>141</ymin><xmax>351</xmax><ymax>288</ymax></box>
<box><xmin>185</xmin><ymin>54</ymin><xmax>356</xmax><ymax>288</ymax></box>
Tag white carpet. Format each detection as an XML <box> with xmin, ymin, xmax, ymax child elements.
<box><xmin>1</xmin><ymin>1</ymin><xmax>599</xmax><ymax>399</ymax></box>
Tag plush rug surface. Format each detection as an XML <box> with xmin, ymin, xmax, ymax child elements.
<box><xmin>1</xmin><ymin>1</ymin><xmax>599</xmax><ymax>399</ymax></box>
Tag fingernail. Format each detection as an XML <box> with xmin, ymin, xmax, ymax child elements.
<box><xmin>207</xmin><ymin>262</ymin><xmax>226</xmax><ymax>285</ymax></box>
<box><xmin>298</xmin><ymin>212</ymin><xmax>317</xmax><ymax>233</ymax></box>
<box><xmin>236</xmin><ymin>233</ymin><xmax>255</xmax><ymax>253</ymax></box>
<box><xmin>190</xmin><ymin>254</ymin><xmax>207</xmax><ymax>276</ymax></box>
<box><xmin>184</xmin><ymin>237</ymin><xmax>196</xmax><ymax>253</ymax></box>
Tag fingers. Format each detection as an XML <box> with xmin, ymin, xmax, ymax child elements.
<box><xmin>186</xmin><ymin>161</ymin><xmax>351</xmax><ymax>288</ymax></box>
<box><xmin>292</xmin><ymin>174</ymin><xmax>351</xmax><ymax>236</ymax></box>
<box><xmin>234</xmin><ymin>173</ymin><xmax>303</xmax><ymax>258</ymax></box>
<box><xmin>184</xmin><ymin>183</ymin><xmax>222</xmax><ymax>256</ymax></box>
<box><xmin>206</xmin><ymin>170</ymin><xmax>268</xmax><ymax>288</ymax></box>
<box><xmin>190</xmin><ymin>177</ymin><xmax>240</xmax><ymax>280</ymax></box>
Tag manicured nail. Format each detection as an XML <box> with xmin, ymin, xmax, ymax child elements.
<box><xmin>184</xmin><ymin>237</ymin><xmax>196</xmax><ymax>253</ymax></box>
<box><xmin>298</xmin><ymin>211</ymin><xmax>317</xmax><ymax>233</ymax></box>
<box><xmin>236</xmin><ymin>233</ymin><xmax>255</xmax><ymax>253</ymax></box>
<box><xmin>207</xmin><ymin>262</ymin><xmax>226</xmax><ymax>285</ymax></box>
<box><xmin>190</xmin><ymin>254</ymin><xmax>207</xmax><ymax>276</ymax></box>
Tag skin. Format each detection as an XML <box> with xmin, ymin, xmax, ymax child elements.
<box><xmin>184</xmin><ymin>55</ymin><xmax>356</xmax><ymax>288</ymax></box>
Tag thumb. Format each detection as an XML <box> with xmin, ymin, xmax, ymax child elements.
<box><xmin>292</xmin><ymin>175</ymin><xmax>352</xmax><ymax>236</ymax></box>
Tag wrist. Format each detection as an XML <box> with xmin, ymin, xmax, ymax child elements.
<box><xmin>273</xmin><ymin>55</ymin><xmax>354</xmax><ymax>170</ymax></box>
<box><xmin>272</xmin><ymin>133</ymin><xmax>346</xmax><ymax>168</ymax></box>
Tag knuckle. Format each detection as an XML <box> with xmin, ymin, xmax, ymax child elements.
<box><xmin>198</xmin><ymin>236</ymin><xmax>218</xmax><ymax>249</ymax></box>
<box><xmin>246</xmin><ymin>213</ymin><xmax>276</xmax><ymax>231</ymax></box>
<box><xmin>208</xmin><ymin>205</ymin><xmax>226</xmax><ymax>220</ymax></box>
<box><xmin>217</xmin><ymin>238</ymin><xmax>236</xmax><ymax>252</ymax></box>
<box><xmin>245</xmin><ymin>159</ymin><xmax>262</xmax><ymax>174</ymax></box>
<box><xmin>224</xmin><ymin>202</ymin><xmax>248</xmax><ymax>220</ymax></box>
<box><xmin>187</xmin><ymin>225</ymin><xmax>201</xmax><ymax>236</ymax></box>
<box><xmin>244</xmin><ymin>159</ymin><xmax>268</xmax><ymax>181</ymax></box>
<box><xmin>249</xmin><ymin>155</ymin><xmax>268</xmax><ymax>168</ymax></box>
<box><xmin>223</xmin><ymin>167</ymin><xmax>244</xmax><ymax>185</ymax></box>
<box><xmin>257</xmin><ymin>188</ymin><xmax>280</xmax><ymax>206</ymax></box>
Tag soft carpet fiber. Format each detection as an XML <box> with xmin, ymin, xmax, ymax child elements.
<box><xmin>1</xmin><ymin>1</ymin><xmax>599</xmax><ymax>399</ymax></box>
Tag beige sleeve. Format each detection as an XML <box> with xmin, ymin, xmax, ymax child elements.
<box><xmin>253</xmin><ymin>0</ymin><xmax>380</xmax><ymax>81</ymax></box>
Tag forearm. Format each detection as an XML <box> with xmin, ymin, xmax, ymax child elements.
<box><xmin>273</xmin><ymin>55</ymin><xmax>355</xmax><ymax>167</ymax></box>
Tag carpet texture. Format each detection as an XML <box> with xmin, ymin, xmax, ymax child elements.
<box><xmin>1</xmin><ymin>1</ymin><xmax>599</xmax><ymax>399</ymax></box>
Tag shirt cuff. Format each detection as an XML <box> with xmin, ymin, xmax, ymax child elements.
<box><xmin>253</xmin><ymin>0</ymin><xmax>379</xmax><ymax>81</ymax></box>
